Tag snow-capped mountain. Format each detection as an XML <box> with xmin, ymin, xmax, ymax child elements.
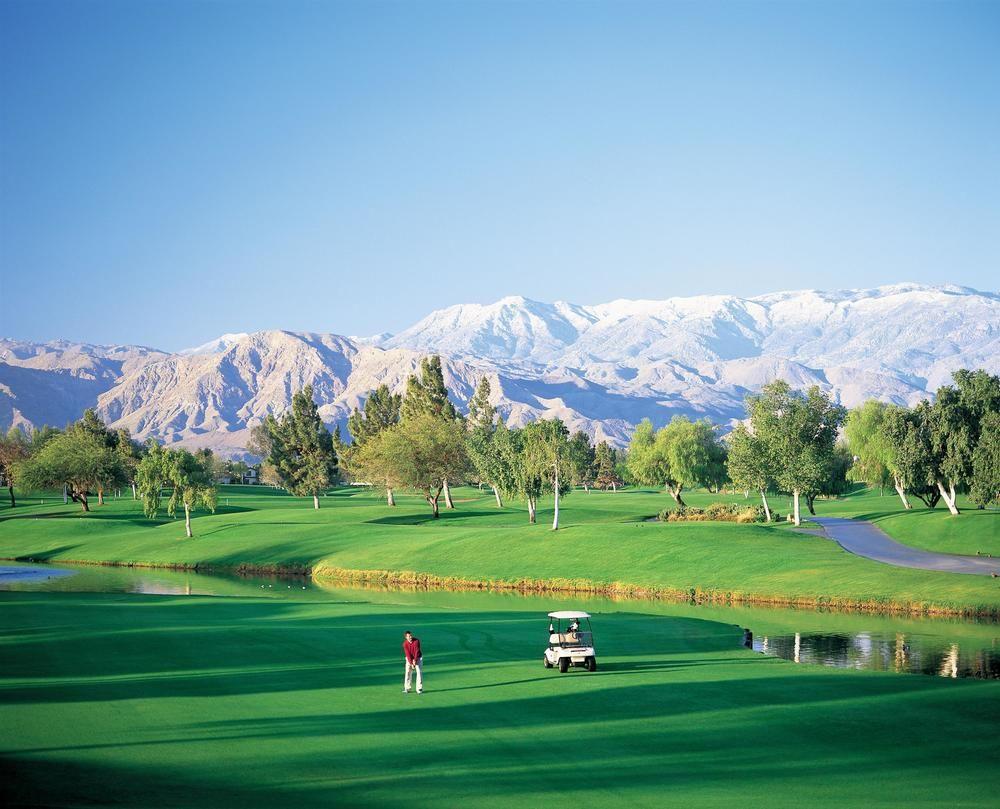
<box><xmin>2</xmin><ymin>284</ymin><xmax>997</xmax><ymax>454</ymax></box>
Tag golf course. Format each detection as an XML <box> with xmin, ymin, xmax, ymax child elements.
<box><xmin>2</xmin><ymin>485</ymin><xmax>999</xmax><ymax>807</ymax></box>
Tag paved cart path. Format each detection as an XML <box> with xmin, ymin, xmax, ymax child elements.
<box><xmin>812</xmin><ymin>517</ymin><xmax>1000</xmax><ymax>576</ymax></box>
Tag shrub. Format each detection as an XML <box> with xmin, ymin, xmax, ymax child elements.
<box><xmin>658</xmin><ymin>502</ymin><xmax>771</xmax><ymax>524</ymax></box>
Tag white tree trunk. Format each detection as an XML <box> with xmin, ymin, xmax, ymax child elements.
<box><xmin>611</xmin><ymin>482</ymin><xmax>617</xmax><ymax>492</ymax></box>
<box><xmin>493</xmin><ymin>485</ymin><xmax>503</xmax><ymax>508</ymax></box>
<box><xmin>937</xmin><ymin>480</ymin><xmax>960</xmax><ymax>515</ymax></box>
<box><xmin>63</xmin><ymin>484</ymin><xmax>68</xmax><ymax>505</ymax></box>
<box><xmin>443</xmin><ymin>478</ymin><xmax>455</xmax><ymax>509</ymax></box>
<box><xmin>527</xmin><ymin>498</ymin><xmax>536</xmax><ymax>524</ymax></box>
<box><xmin>792</xmin><ymin>489</ymin><xmax>801</xmax><ymax>526</ymax></box>
<box><xmin>893</xmin><ymin>477</ymin><xmax>912</xmax><ymax>510</ymax></box>
<box><xmin>552</xmin><ymin>468</ymin><xmax>560</xmax><ymax>531</ymax></box>
<box><xmin>386</xmin><ymin>487</ymin><xmax>395</xmax><ymax>507</ymax></box>
<box><xmin>759</xmin><ymin>489</ymin><xmax>771</xmax><ymax>522</ymax></box>
<box><xmin>313</xmin><ymin>494</ymin><xmax>320</xmax><ymax>510</ymax></box>
<box><xmin>184</xmin><ymin>503</ymin><xmax>192</xmax><ymax>538</ymax></box>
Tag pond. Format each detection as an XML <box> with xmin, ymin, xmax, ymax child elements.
<box><xmin>2</xmin><ymin>561</ymin><xmax>998</xmax><ymax>679</ymax></box>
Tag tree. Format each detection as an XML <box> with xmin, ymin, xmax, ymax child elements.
<box><xmin>883</xmin><ymin>403</ymin><xmax>941</xmax><ymax>509</ymax></box>
<box><xmin>137</xmin><ymin>443</ymin><xmax>218</xmax><ymax>537</ymax></box>
<box><xmin>844</xmin><ymin>401</ymin><xmax>898</xmax><ymax>501</ymax></box>
<box><xmin>401</xmin><ymin>356</ymin><xmax>461</xmax><ymax>508</ymax></box>
<box><xmin>494</xmin><ymin>425</ymin><xmax>543</xmax><ymax>523</ymax></box>
<box><xmin>726</xmin><ymin>423</ymin><xmax>775</xmax><ymax>521</ymax></box>
<box><xmin>66</xmin><ymin>409</ymin><xmax>120</xmax><ymax>505</ymax></box>
<box><xmin>354</xmin><ymin>414</ymin><xmax>469</xmax><ymax>518</ymax></box>
<box><xmin>113</xmin><ymin>428</ymin><xmax>143</xmax><ymax>499</ymax></box>
<box><xmin>347</xmin><ymin>384</ymin><xmax>403</xmax><ymax>505</ymax></box>
<box><xmin>749</xmin><ymin>381</ymin><xmax>846</xmax><ymax>526</ymax></box>
<box><xmin>593</xmin><ymin>441</ymin><xmax>621</xmax><ymax>491</ymax></box>
<box><xmin>16</xmin><ymin>429</ymin><xmax>124</xmax><ymax>512</ymax></box>
<box><xmin>521</xmin><ymin>419</ymin><xmax>572</xmax><ymax>529</ymax></box>
<box><xmin>626</xmin><ymin>419</ymin><xmax>670</xmax><ymax>495</ymax></box>
<box><xmin>627</xmin><ymin>416</ymin><xmax>723</xmax><ymax>506</ymax></box>
<box><xmin>567</xmin><ymin>431</ymin><xmax>596</xmax><ymax>492</ymax></box>
<box><xmin>0</xmin><ymin>427</ymin><xmax>31</xmax><ymax>507</ymax></box>
<box><xmin>465</xmin><ymin>377</ymin><xmax>507</xmax><ymax>507</ymax></box>
<box><xmin>266</xmin><ymin>386</ymin><xmax>339</xmax><ymax>509</ymax></box>
<box><xmin>970</xmin><ymin>412</ymin><xmax>1000</xmax><ymax>508</ymax></box>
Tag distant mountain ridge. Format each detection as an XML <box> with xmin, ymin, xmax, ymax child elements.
<box><xmin>2</xmin><ymin>283</ymin><xmax>997</xmax><ymax>455</ymax></box>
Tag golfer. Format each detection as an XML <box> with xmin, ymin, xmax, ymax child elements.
<box><xmin>403</xmin><ymin>630</ymin><xmax>423</xmax><ymax>694</ymax></box>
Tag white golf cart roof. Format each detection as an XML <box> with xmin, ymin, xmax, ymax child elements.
<box><xmin>548</xmin><ymin>611</ymin><xmax>591</xmax><ymax>620</ymax></box>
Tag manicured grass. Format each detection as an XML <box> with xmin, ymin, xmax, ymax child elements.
<box><xmin>2</xmin><ymin>589</ymin><xmax>998</xmax><ymax>808</ymax></box>
<box><xmin>1</xmin><ymin>484</ymin><xmax>998</xmax><ymax>613</ymax></box>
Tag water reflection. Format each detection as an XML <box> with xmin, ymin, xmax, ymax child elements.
<box><xmin>753</xmin><ymin>631</ymin><xmax>1000</xmax><ymax>679</ymax></box>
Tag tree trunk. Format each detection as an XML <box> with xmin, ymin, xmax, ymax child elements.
<box><xmin>669</xmin><ymin>484</ymin><xmax>686</xmax><ymax>507</ymax></box>
<box><xmin>184</xmin><ymin>503</ymin><xmax>192</xmax><ymax>537</ymax></box>
<box><xmin>527</xmin><ymin>498</ymin><xmax>536</xmax><ymax>524</ymax></box>
<box><xmin>583</xmin><ymin>482</ymin><xmax>589</xmax><ymax>493</ymax></box>
<box><xmin>427</xmin><ymin>494</ymin><xmax>440</xmax><ymax>518</ymax></box>
<box><xmin>443</xmin><ymin>478</ymin><xmax>455</xmax><ymax>509</ymax></box>
<box><xmin>792</xmin><ymin>489</ymin><xmax>801</xmax><ymax>526</ymax></box>
<box><xmin>552</xmin><ymin>468</ymin><xmax>560</xmax><ymax>531</ymax></box>
<box><xmin>806</xmin><ymin>493</ymin><xmax>817</xmax><ymax>516</ymax></box>
<box><xmin>611</xmin><ymin>481</ymin><xmax>617</xmax><ymax>492</ymax></box>
<box><xmin>97</xmin><ymin>488</ymin><xmax>104</xmax><ymax>506</ymax></box>
<box><xmin>759</xmin><ymin>489</ymin><xmax>771</xmax><ymax>522</ymax></box>
<box><xmin>893</xmin><ymin>478</ymin><xmax>912</xmax><ymax>510</ymax></box>
<box><xmin>492</xmin><ymin>485</ymin><xmax>503</xmax><ymax>508</ymax></box>
<box><xmin>386</xmin><ymin>486</ymin><xmax>395</xmax><ymax>507</ymax></box>
<box><xmin>131</xmin><ymin>482</ymin><xmax>137</xmax><ymax>500</ymax></box>
<box><xmin>69</xmin><ymin>488</ymin><xmax>89</xmax><ymax>512</ymax></box>
<box><xmin>7</xmin><ymin>485</ymin><xmax>14</xmax><ymax>508</ymax></box>
<box><xmin>937</xmin><ymin>480</ymin><xmax>960</xmax><ymax>515</ymax></box>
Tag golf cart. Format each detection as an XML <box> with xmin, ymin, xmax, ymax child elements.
<box><xmin>544</xmin><ymin>611</ymin><xmax>597</xmax><ymax>673</ymax></box>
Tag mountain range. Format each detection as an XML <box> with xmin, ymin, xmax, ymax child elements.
<box><xmin>2</xmin><ymin>283</ymin><xmax>997</xmax><ymax>455</ymax></box>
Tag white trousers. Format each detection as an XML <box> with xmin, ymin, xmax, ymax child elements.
<box><xmin>404</xmin><ymin>657</ymin><xmax>423</xmax><ymax>692</ymax></box>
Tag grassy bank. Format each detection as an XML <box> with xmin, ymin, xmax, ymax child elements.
<box><xmin>1</xmin><ymin>485</ymin><xmax>998</xmax><ymax>615</ymax></box>
<box><xmin>2</xmin><ymin>588</ymin><xmax>999</xmax><ymax>808</ymax></box>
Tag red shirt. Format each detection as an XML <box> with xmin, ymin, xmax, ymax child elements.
<box><xmin>403</xmin><ymin>637</ymin><xmax>422</xmax><ymax>663</ymax></box>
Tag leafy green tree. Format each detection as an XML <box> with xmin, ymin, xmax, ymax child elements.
<box><xmin>401</xmin><ymin>356</ymin><xmax>461</xmax><ymax>507</ymax></box>
<box><xmin>626</xmin><ymin>419</ymin><xmax>670</xmax><ymax>494</ymax></box>
<box><xmin>593</xmin><ymin>441</ymin><xmax>621</xmax><ymax>491</ymax></box>
<box><xmin>137</xmin><ymin>443</ymin><xmax>218</xmax><ymax>537</ymax></box>
<box><xmin>804</xmin><ymin>442</ymin><xmax>852</xmax><ymax>515</ymax></box>
<box><xmin>883</xmin><ymin>403</ymin><xmax>941</xmax><ymax>508</ymax></box>
<box><xmin>844</xmin><ymin>401</ymin><xmax>897</xmax><ymax>500</ymax></box>
<box><xmin>66</xmin><ymin>409</ymin><xmax>121</xmax><ymax>505</ymax></box>
<box><xmin>0</xmin><ymin>427</ymin><xmax>31</xmax><ymax>507</ymax></box>
<box><xmin>347</xmin><ymin>384</ymin><xmax>402</xmax><ymax>505</ymax></box>
<box><xmin>726</xmin><ymin>423</ymin><xmax>775</xmax><ymax>520</ymax></box>
<box><xmin>265</xmin><ymin>386</ymin><xmax>339</xmax><ymax>509</ymax></box>
<box><xmin>567</xmin><ymin>431</ymin><xmax>596</xmax><ymax>492</ymax></box>
<box><xmin>465</xmin><ymin>377</ymin><xmax>507</xmax><ymax>507</ymax></box>
<box><xmin>113</xmin><ymin>428</ymin><xmax>143</xmax><ymax>499</ymax></box>
<box><xmin>748</xmin><ymin>381</ymin><xmax>845</xmax><ymax>526</ymax></box>
<box><xmin>929</xmin><ymin>386</ymin><xmax>973</xmax><ymax>515</ymax></box>
<box><xmin>17</xmin><ymin>429</ymin><xmax>124</xmax><ymax>512</ymax></box>
<box><xmin>970</xmin><ymin>412</ymin><xmax>1000</xmax><ymax>508</ymax></box>
<box><xmin>521</xmin><ymin>419</ymin><xmax>572</xmax><ymax>529</ymax></box>
<box><xmin>354</xmin><ymin>413</ymin><xmax>469</xmax><ymax>518</ymax></box>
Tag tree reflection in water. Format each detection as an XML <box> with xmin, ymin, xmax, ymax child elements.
<box><xmin>753</xmin><ymin>632</ymin><xmax>1000</xmax><ymax>679</ymax></box>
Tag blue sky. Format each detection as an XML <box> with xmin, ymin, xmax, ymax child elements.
<box><xmin>1</xmin><ymin>0</ymin><xmax>998</xmax><ymax>351</ymax></box>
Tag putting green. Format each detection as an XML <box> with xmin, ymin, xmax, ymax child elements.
<box><xmin>2</xmin><ymin>587</ymin><xmax>999</xmax><ymax>808</ymax></box>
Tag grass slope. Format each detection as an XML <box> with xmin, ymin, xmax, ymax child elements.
<box><xmin>2</xmin><ymin>590</ymin><xmax>998</xmax><ymax>808</ymax></box>
<box><xmin>1</xmin><ymin>485</ymin><xmax>998</xmax><ymax>613</ymax></box>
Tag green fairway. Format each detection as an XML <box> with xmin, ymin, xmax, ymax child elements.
<box><xmin>2</xmin><ymin>586</ymin><xmax>999</xmax><ymax>808</ymax></box>
<box><xmin>1</xmin><ymin>484</ymin><xmax>999</xmax><ymax>614</ymax></box>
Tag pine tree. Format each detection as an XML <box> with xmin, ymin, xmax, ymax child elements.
<box><xmin>266</xmin><ymin>385</ymin><xmax>339</xmax><ymax>509</ymax></box>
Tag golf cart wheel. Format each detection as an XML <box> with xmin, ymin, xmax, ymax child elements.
<box><xmin>559</xmin><ymin>657</ymin><xmax>569</xmax><ymax>673</ymax></box>
<box><xmin>587</xmin><ymin>657</ymin><xmax>597</xmax><ymax>672</ymax></box>
<box><xmin>544</xmin><ymin>656</ymin><xmax>553</xmax><ymax>669</ymax></box>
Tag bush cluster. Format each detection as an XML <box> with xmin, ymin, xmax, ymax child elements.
<box><xmin>657</xmin><ymin>502</ymin><xmax>773</xmax><ymax>524</ymax></box>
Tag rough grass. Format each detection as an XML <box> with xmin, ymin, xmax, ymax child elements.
<box><xmin>2</xmin><ymin>589</ymin><xmax>999</xmax><ymax>808</ymax></box>
<box><xmin>1</xmin><ymin>484</ymin><xmax>998</xmax><ymax>614</ymax></box>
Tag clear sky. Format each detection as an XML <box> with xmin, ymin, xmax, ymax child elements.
<box><xmin>1</xmin><ymin>0</ymin><xmax>998</xmax><ymax>351</ymax></box>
